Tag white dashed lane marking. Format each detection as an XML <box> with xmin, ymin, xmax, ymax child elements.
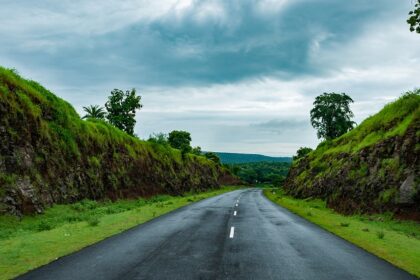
<box><xmin>229</xmin><ymin>227</ymin><xmax>235</xmax><ymax>238</ymax></box>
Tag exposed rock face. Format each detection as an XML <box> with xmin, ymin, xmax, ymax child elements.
<box><xmin>398</xmin><ymin>174</ymin><xmax>416</xmax><ymax>204</ymax></box>
<box><xmin>284</xmin><ymin>93</ymin><xmax>420</xmax><ymax>218</ymax></box>
<box><xmin>0</xmin><ymin>68</ymin><xmax>240</xmax><ymax>216</ymax></box>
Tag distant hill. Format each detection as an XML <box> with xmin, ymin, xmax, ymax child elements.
<box><xmin>215</xmin><ymin>152</ymin><xmax>292</xmax><ymax>164</ymax></box>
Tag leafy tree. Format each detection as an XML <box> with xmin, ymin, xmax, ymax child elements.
<box><xmin>191</xmin><ymin>146</ymin><xmax>202</xmax><ymax>156</ymax></box>
<box><xmin>229</xmin><ymin>162</ymin><xmax>290</xmax><ymax>185</ymax></box>
<box><xmin>105</xmin><ymin>89</ymin><xmax>142</xmax><ymax>135</ymax></box>
<box><xmin>82</xmin><ymin>105</ymin><xmax>106</xmax><ymax>120</ymax></box>
<box><xmin>148</xmin><ymin>133</ymin><xmax>169</xmax><ymax>146</ymax></box>
<box><xmin>204</xmin><ymin>152</ymin><xmax>221</xmax><ymax>165</ymax></box>
<box><xmin>310</xmin><ymin>92</ymin><xmax>355</xmax><ymax>140</ymax></box>
<box><xmin>293</xmin><ymin>147</ymin><xmax>313</xmax><ymax>161</ymax></box>
<box><xmin>408</xmin><ymin>0</ymin><xmax>420</xmax><ymax>33</ymax></box>
<box><xmin>168</xmin><ymin>130</ymin><xmax>192</xmax><ymax>152</ymax></box>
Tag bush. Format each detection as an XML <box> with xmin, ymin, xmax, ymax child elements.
<box><xmin>37</xmin><ymin>221</ymin><xmax>53</xmax><ymax>231</ymax></box>
<box><xmin>377</xmin><ymin>231</ymin><xmax>385</xmax><ymax>239</ymax></box>
<box><xmin>87</xmin><ymin>217</ymin><xmax>100</xmax><ymax>227</ymax></box>
<box><xmin>340</xmin><ymin>222</ymin><xmax>350</xmax><ymax>227</ymax></box>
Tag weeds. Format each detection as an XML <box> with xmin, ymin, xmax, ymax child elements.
<box><xmin>87</xmin><ymin>217</ymin><xmax>100</xmax><ymax>227</ymax></box>
<box><xmin>377</xmin><ymin>231</ymin><xmax>385</xmax><ymax>239</ymax></box>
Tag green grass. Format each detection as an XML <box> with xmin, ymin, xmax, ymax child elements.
<box><xmin>0</xmin><ymin>66</ymin><xmax>232</xmax><ymax>217</ymax></box>
<box><xmin>0</xmin><ymin>186</ymin><xmax>240</xmax><ymax>279</ymax></box>
<box><xmin>264</xmin><ymin>189</ymin><xmax>420</xmax><ymax>278</ymax></box>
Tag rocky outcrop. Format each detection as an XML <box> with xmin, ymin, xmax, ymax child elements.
<box><xmin>284</xmin><ymin>92</ymin><xmax>420</xmax><ymax>218</ymax></box>
<box><xmin>0</xmin><ymin>67</ymin><xmax>239</xmax><ymax>216</ymax></box>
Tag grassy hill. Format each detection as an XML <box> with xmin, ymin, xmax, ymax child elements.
<box><xmin>284</xmin><ymin>91</ymin><xmax>420</xmax><ymax>217</ymax></box>
<box><xmin>0</xmin><ymin>67</ymin><xmax>237</xmax><ymax>216</ymax></box>
<box><xmin>215</xmin><ymin>152</ymin><xmax>291</xmax><ymax>164</ymax></box>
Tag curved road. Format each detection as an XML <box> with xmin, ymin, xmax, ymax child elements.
<box><xmin>19</xmin><ymin>189</ymin><xmax>417</xmax><ymax>280</ymax></box>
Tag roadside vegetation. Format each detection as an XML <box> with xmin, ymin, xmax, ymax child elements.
<box><xmin>285</xmin><ymin>90</ymin><xmax>420</xmax><ymax>215</ymax></box>
<box><xmin>264</xmin><ymin>188</ymin><xmax>420</xmax><ymax>278</ymax></box>
<box><xmin>0</xmin><ymin>186</ymin><xmax>239</xmax><ymax>279</ymax></box>
<box><xmin>0</xmin><ymin>67</ymin><xmax>236</xmax><ymax>217</ymax></box>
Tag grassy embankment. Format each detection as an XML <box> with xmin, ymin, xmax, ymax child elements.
<box><xmin>284</xmin><ymin>91</ymin><xmax>420</xmax><ymax>214</ymax></box>
<box><xmin>264</xmin><ymin>189</ymin><xmax>420</xmax><ymax>278</ymax></box>
<box><xmin>0</xmin><ymin>186</ymin><xmax>239</xmax><ymax>279</ymax></box>
<box><xmin>0</xmin><ymin>67</ymin><xmax>233</xmax><ymax>216</ymax></box>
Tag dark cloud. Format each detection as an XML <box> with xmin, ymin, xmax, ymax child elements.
<box><xmin>1</xmin><ymin>0</ymin><xmax>401</xmax><ymax>87</ymax></box>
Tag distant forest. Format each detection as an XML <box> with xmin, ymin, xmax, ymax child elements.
<box><xmin>215</xmin><ymin>152</ymin><xmax>292</xmax><ymax>164</ymax></box>
<box><xmin>226</xmin><ymin>162</ymin><xmax>291</xmax><ymax>186</ymax></box>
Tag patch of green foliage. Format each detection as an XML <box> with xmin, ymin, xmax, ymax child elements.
<box><xmin>292</xmin><ymin>147</ymin><xmax>313</xmax><ymax>161</ymax></box>
<box><xmin>407</xmin><ymin>0</ymin><xmax>420</xmax><ymax>33</ymax></box>
<box><xmin>227</xmin><ymin>162</ymin><xmax>290</xmax><ymax>185</ymax></box>
<box><xmin>264</xmin><ymin>189</ymin><xmax>420</xmax><ymax>278</ymax></box>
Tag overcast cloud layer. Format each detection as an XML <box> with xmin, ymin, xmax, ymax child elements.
<box><xmin>1</xmin><ymin>0</ymin><xmax>419</xmax><ymax>155</ymax></box>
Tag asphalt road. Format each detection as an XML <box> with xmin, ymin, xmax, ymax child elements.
<box><xmin>18</xmin><ymin>189</ymin><xmax>417</xmax><ymax>280</ymax></box>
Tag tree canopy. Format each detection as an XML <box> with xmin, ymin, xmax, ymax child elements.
<box><xmin>293</xmin><ymin>147</ymin><xmax>313</xmax><ymax>161</ymax></box>
<box><xmin>168</xmin><ymin>130</ymin><xmax>192</xmax><ymax>153</ymax></box>
<box><xmin>310</xmin><ymin>92</ymin><xmax>355</xmax><ymax>140</ymax></box>
<box><xmin>408</xmin><ymin>0</ymin><xmax>420</xmax><ymax>33</ymax></box>
<box><xmin>105</xmin><ymin>89</ymin><xmax>142</xmax><ymax>136</ymax></box>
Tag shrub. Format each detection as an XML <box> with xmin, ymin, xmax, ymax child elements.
<box><xmin>37</xmin><ymin>221</ymin><xmax>53</xmax><ymax>231</ymax></box>
<box><xmin>87</xmin><ymin>217</ymin><xmax>100</xmax><ymax>227</ymax></box>
<box><xmin>377</xmin><ymin>231</ymin><xmax>385</xmax><ymax>239</ymax></box>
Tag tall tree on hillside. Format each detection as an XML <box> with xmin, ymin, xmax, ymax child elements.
<box><xmin>168</xmin><ymin>130</ymin><xmax>192</xmax><ymax>153</ymax></box>
<box><xmin>310</xmin><ymin>92</ymin><xmax>355</xmax><ymax>140</ymax></box>
<box><xmin>82</xmin><ymin>105</ymin><xmax>106</xmax><ymax>120</ymax></box>
<box><xmin>408</xmin><ymin>0</ymin><xmax>420</xmax><ymax>33</ymax></box>
<box><xmin>105</xmin><ymin>89</ymin><xmax>142</xmax><ymax>136</ymax></box>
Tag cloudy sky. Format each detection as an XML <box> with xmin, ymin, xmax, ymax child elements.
<box><xmin>1</xmin><ymin>0</ymin><xmax>419</xmax><ymax>156</ymax></box>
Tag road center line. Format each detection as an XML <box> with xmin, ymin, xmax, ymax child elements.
<box><xmin>229</xmin><ymin>227</ymin><xmax>235</xmax><ymax>238</ymax></box>
<box><xmin>234</xmin><ymin>211</ymin><xmax>237</xmax><ymax>216</ymax></box>
<box><xmin>235</xmin><ymin>203</ymin><xmax>238</xmax><ymax>207</ymax></box>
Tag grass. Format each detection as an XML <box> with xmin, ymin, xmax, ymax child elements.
<box><xmin>264</xmin><ymin>189</ymin><xmax>420</xmax><ymax>278</ymax></box>
<box><xmin>0</xmin><ymin>186</ymin><xmax>240</xmax><ymax>279</ymax></box>
<box><xmin>0</xmin><ymin>66</ymin><xmax>229</xmax><ymax>216</ymax></box>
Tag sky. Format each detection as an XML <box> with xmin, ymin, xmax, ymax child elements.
<box><xmin>1</xmin><ymin>0</ymin><xmax>419</xmax><ymax>156</ymax></box>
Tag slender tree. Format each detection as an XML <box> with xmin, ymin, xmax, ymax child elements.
<box><xmin>82</xmin><ymin>105</ymin><xmax>106</xmax><ymax>120</ymax></box>
<box><xmin>105</xmin><ymin>89</ymin><xmax>142</xmax><ymax>135</ymax></box>
<box><xmin>310</xmin><ymin>92</ymin><xmax>355</xmax><ymax>140</ymax></box>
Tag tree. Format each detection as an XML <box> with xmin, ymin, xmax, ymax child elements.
<box><xmin>191</xmin><ymin>146</ymin><xmax>202</xmax><ymax>156</ymax></box>
<box><xmin>82</xmin><ymin>105</ymin><xmax>106</xmax><ymax>120</ymax></box>
<box><xmin>293</xmin><ymin>147</ymin><xmax>313</xmax><ymax>161</ymax></box>
<box><xmin>310</xmin><ymin>92</ymin><xmax>355</xmax><ymax>140</ymax></box>
<box><xmin>168</xmin><ymin>130</ymin><xmax>192</xmax><ymax>153</ymax></box>
<box><xmin>148</xmin><ymin>133</ymin><xmax>169</xmax><ymax>146</ymax></box>
<box><xmin>408</xmin><ymin>0</ymin><xmax>420</xmax><ymax>33</ymax></box>
<box><xmin>105</xmin><ymin>89</ymin><xmax>142</xmax><ymax>135</ymax></box>
<box><xmin>204</xmin><ymin>152</ymin><xmax>221</xmax><ymax>165</ymax></box>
